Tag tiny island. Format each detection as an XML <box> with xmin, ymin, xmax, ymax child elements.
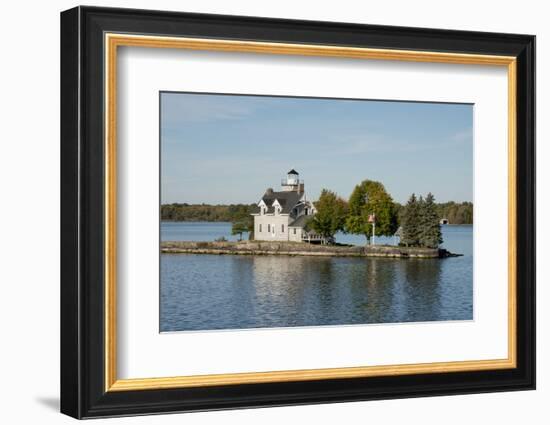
<box><xmin>161</xmin><ymin>240</ymin><xmax>459</xmax><ymax>258</ymax></box>
<box><xmin>161</xmin><ymin>170</ymin><xmax>466</xmax><ymax>259</ymax></box>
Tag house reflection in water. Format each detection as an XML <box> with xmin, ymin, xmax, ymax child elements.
<box><xmin>245</xmin><ymin>255</ymin><xmax>445</xmax><ymax>328</ymax></box>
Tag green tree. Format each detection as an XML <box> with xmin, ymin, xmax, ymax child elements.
<box><xmin>309</xmin><ymin>189</ymin><xmax>348</xmax><ymax>243</ymax></box>
<box><xmin>345</xmin><ymin>180</ymin><xmax>398</xmax><ymax>244</ymax></box>
<box><xmin>401</xmin><ymin>193</ymin><xmax>421</xmax><ymax>247</ymax></box>
<box><xmin>419</xmin><ymin>192</ymin><xmax>443</xmax><ymax>248</ymax></box>
<box><xmin>231</xmin><ymin>208</ymin><xmax>254</xmax><ymax>241</ymax></box>
<box><xmin>231</xmin><ymin>220</ymin><xmax>249</xmax><ymax>241</ymax></box>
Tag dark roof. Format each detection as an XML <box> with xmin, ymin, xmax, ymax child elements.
<box><xmin>287</xmin><ymin>169</ymin><xmax>299</xmax><ymax>175</ymax></box>
<box><xmin>289</xmin><ymin>214</ymin><xmax>313</xmax><ymax>228</ymax></box>
<box><xmin>255</xmin><ymin>190</ymin><xmax>303</xmax><ymax>214</ymax></box>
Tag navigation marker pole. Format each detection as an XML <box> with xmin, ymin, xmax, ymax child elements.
<box><xmin>368</xmin><ymin>213</ymin><xmax>376</xmax><ymax>246</ymax></box>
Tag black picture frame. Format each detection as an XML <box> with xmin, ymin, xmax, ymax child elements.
<box><xmin>61</xmin><ymin>5</ymin><xmax>535</xmax><ymax>419</ymax></box>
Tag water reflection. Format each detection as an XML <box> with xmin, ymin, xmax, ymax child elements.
<box><xmin>161</xmin><ymin>254</ymin><xmax>469</xmax><ymax>332</ymax></box>
<box><xmin>160</xmin><ymin>226</ymin><xmax>472</xmax><ymax>332</ymax></box>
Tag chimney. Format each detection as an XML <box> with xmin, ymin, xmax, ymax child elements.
<box><xmin>265</xmin><ymin>188</ymin><xmax>274</xmax><ymax>195</ymax></box>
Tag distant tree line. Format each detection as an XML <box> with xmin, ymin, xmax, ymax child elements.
<box><xmin>435</xmin><ymin>201</ymin><xmax>473</xmax><ymax>225</ymax></box>
<box><xmin>161</xmin><ymin>203</ymin><xmax>257</xmax><ymax>222</ymax></box>
<box><xmin>161</xmin><ymin>201</ymin><xmax>472</xmax><ymax>225</ymax></box>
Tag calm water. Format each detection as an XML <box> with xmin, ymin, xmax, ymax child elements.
<box><xmin>161</xmin><ymin>221</ymin><xmax>396</xmax><ymax>245</ymax></box>
<box><xmin>160</xmin><ymin>222</ymin><xmax>473</xmax><ymax>331</ymax></box>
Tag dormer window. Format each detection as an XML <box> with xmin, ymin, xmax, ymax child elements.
<box><xmin>258</xmin><ymin>201</ymin><xmax>267</xmax><ymax>215</ymax></box>
<box><xmin>272</xmin><ymin>199</ymin><xmax>282</xmax><ymax>215</ymax></box>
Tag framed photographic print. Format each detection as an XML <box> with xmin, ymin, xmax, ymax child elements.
<box><xmin>60</xmin><ymin>6</ymin><xmax>535</xmax><ymax>419</ymax></box>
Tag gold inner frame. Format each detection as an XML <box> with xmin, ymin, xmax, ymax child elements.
<box><xmin>104</xmin><ymin>33</ymin><xmax>517</xmax><ymax>392</ymax></box>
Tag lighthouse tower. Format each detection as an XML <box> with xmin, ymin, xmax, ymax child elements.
<box><xmin>281</xmin><ymin>169</ymin><xmax>304</xmax><ymax>193</ymax></box>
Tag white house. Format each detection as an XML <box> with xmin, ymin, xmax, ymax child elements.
<box><xmin>251</xmin><ymin>170</ymin><xmax>320</xmax><ymax>242</ymax></box>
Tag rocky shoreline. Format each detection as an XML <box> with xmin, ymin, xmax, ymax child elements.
<box><xmin>161</xmin><ymin>241</ymin><xmax>461</xmax><ymax>259</ymax></box>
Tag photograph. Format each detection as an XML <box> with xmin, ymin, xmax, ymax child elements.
<box><xmin>56</xmin><ymin>4</ymin><xmax>536</xmax><ymax>420</ymax></box>
<box><xmin>160</xmin><ymin>92</ymin><xmax>474</xmax><ymax>332</ymax></box>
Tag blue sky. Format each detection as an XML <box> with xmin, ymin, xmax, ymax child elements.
<box><xmin>161</xmin><ymin>92</ymin><xmax>473</xmax><ymax>205</ymax></box>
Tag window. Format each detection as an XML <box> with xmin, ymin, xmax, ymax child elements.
<box><xmin>267</xmin><ymin>224</ymin><xmax>270</xmax><ymax>233</ymax></box>
<box><xmin>281</xmin><ymin>224</ymin><xmax>285</xmax><ymax>233</ymax></box>
<box><xmin>293</xmin><ymin>228</ymin><xmax>296</xmax><ymax>235</ymax></box>
<box><xmin>305</xmin><ymin>208</ymin><xmax>308</xmax><ymax>215</ymax></box>
<box><xmin>259</xmin><ymin>224</ymin><xmax>262</xmax><ymax>233</ymax></box>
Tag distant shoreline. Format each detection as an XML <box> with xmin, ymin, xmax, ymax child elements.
<box><xmin>161</xmin><ymin>240</ymin><xmax>461</xmax><ymax>259</ymax></box>
<box><xmin>160</xmin><ymin>202</ymin><xmax>474</xmax><ymax>225</ymax></box>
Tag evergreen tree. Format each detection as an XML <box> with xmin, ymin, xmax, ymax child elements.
<box><xmin>419</xmin><ymin>192</ymin><xmax>443</xmax><ymax>248</ymax></box>
<box><xmin>417</xmin><ymin>194</ymin><xmax>426</xmax><ymax>243</ymax></box>
<box><xmin>401</xmin><ymin>193</ymin><xmax>421</xmax><ymax>246</ymax></box>
<box><xmin>309</xmin><ymin>189</ymin><xmax>348</xmax><ymax>244</ymax></box>
<box><xmin>345</xmin><ymin>180</ymin><xmax>398</xmax><ymax>244</ymax></box>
